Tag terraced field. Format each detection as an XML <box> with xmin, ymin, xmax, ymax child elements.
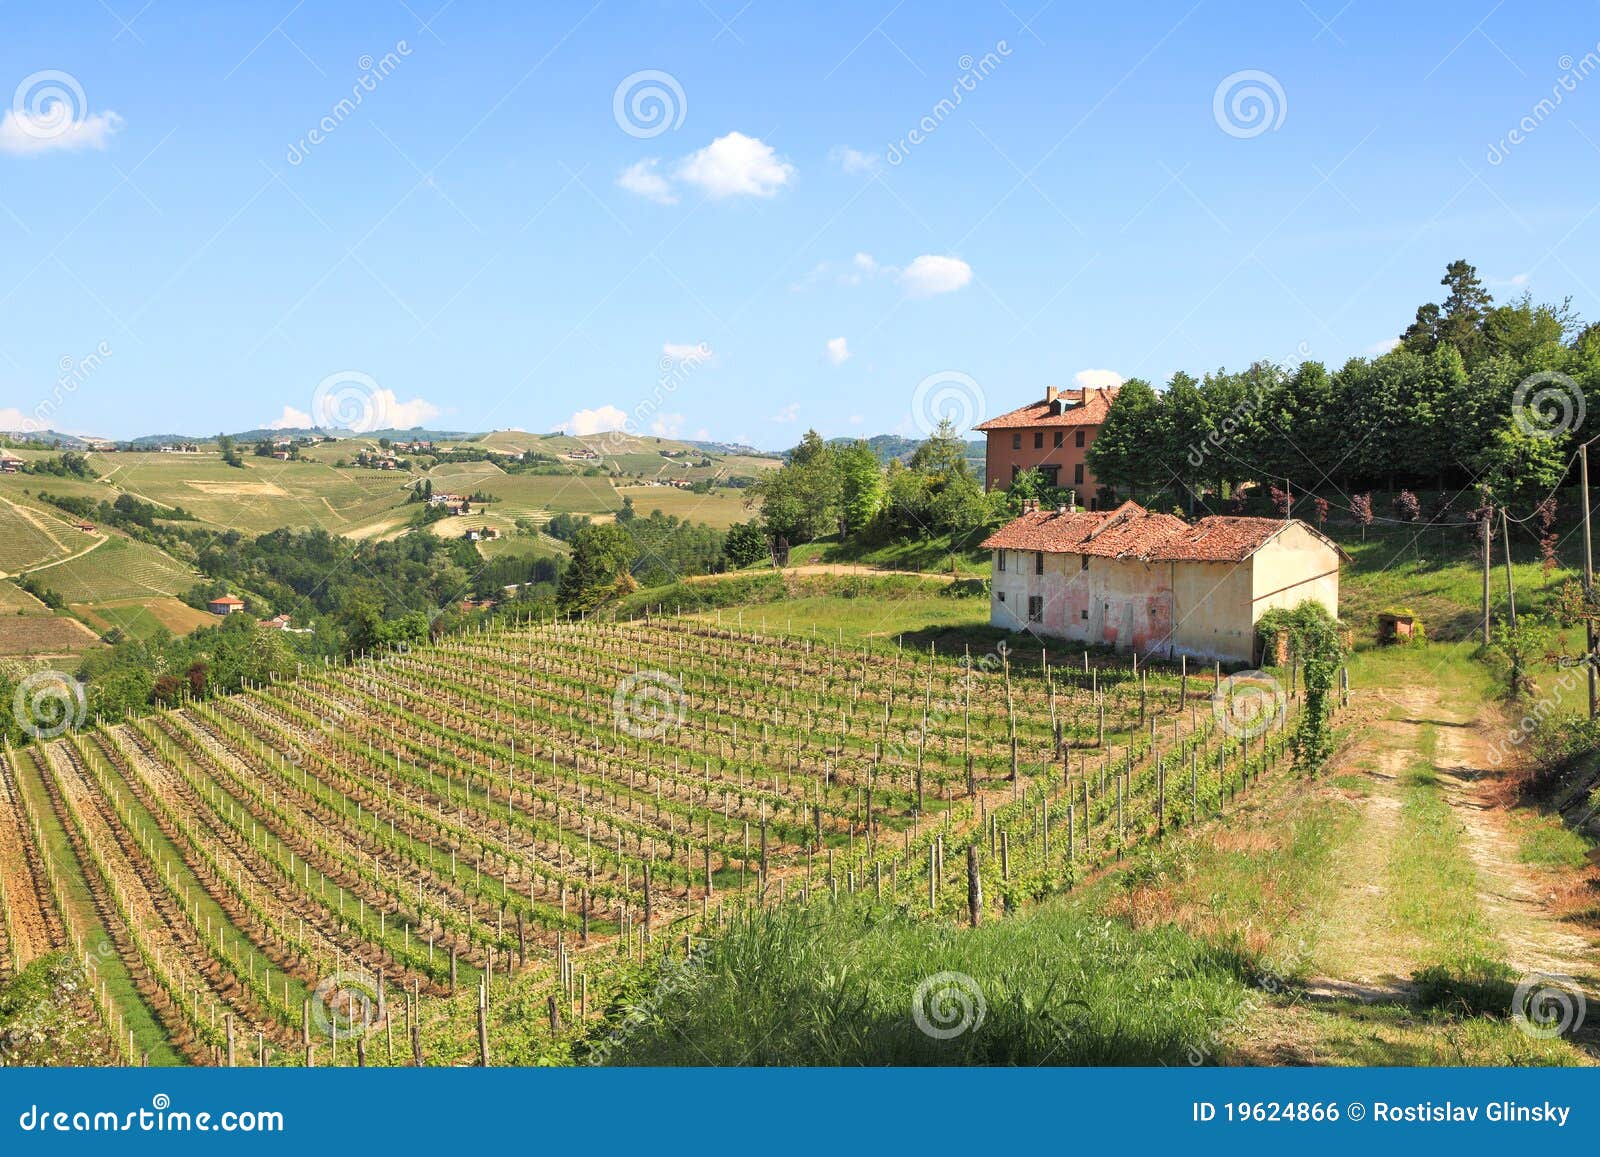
<box><xmin>0</xmin><ymin>495</ymin><xmax>75</xmax><ymax>574</ymax></box>
<box><xmin>2</xmin><ymin>612</ymin><xmax>1304</xmax><ymax>1065</ymax></box>
<box><xmin>38</xmin><ymin>535</ymin><xmax>196</xmax><ymax>603</ymax></box>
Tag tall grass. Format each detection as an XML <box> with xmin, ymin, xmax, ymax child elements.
<box><xmin>599</xmin><ymin>902</ymin><xmax>1251</xmax><ymax>1066</ymax></box>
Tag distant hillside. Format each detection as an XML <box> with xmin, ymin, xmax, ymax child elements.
<box><xmin>822</xmin><ymin>433</ymin><xmax>986</xmax><ymax>470</ymax></box>
<box><xmin>0</xmin><ymin>429</ymin><xmax>102</xmax><ymax>449</ymax></box>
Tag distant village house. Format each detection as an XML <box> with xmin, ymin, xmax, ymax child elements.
<box><xmin>976</xmin><ymin>385</ymin><xmax>1119</xmax><ymax>505</ymax></box>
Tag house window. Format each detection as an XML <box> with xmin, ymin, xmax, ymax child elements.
<box><xmin>996</xmin><ymin>550</ymin><xmax>1006</xmax><ymax>572</ymax></box>
<box><xmin>1027</xmin><ymin>595</ymin><xmax>1043</xmax><ymax>622</ymax></box>
<box><xmin>1075</xmin><ymin>430</ymin><xmax>1085</xmax><ymax>448</ymax></box>
<box><xmin>1034</xmin><ymin>551</ymin><xmax>1044</xmax><ymax>575</ymax></box>
<box><xmin>1073</xmin><ymin>463</ymin><xmax>1085</xmax><ymax>485</ymax></box>
<box><xmin>1053</xmin><ymin>430</ymin><xmax>1063</xmax><ymax>448</ymax></box>
<box><xmin>1081</xmin><ymin>609</ymin><xmax>1088</xmax><ymax>620</ymax></box>
<box><xmin>1081</xmin><ymin>555</ymin><xmax>1089</xmax><ymax>571</ymax></box>
<box><xmin>1034</xmin><ymin>431</ymin><xmax>1044</xmax><ymax>449</ymax></box>
<box><xmin>1039</xmin><ymin>465</ymin><xmax>1060</xmax><ymax>487</ymax></box>
<box><xmin>997</xmin><ymin>591</ymin><xmax>1006</xmax><ymax>602</ymax></box>
<box><xmin>1012</xmin><ymin>432</ymin><xmax>1022</xmax><ymax>450</ymax></box>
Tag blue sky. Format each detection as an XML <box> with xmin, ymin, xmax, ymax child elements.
<box><xmin>3</xmin><ymin>1</ymin><xmax>1599</xmax><ymax>446</ymax></box>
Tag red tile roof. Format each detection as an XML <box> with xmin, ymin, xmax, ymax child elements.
<box><xmin>982</xmin><ymin>502</ymin><xmax>1333</xmax><ymax>564</ymax></box>
<box><xmin>208</xmin><ymin>595</ymin><xmax>245</xmax><ymax>606</ymax></box>
<box><xmin>975</xmin><ymin>386</ymin><xmax>1119</xmax><ymax>430</ymax></box>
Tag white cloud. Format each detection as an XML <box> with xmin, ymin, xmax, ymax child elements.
<box><xmin>266</xmin><ymin>405</ymin><xmax>314</xmax><ymax>429</ymax></box>
<box><xmin>693</xmin><ymin>427</ymin><xmax>711</xmax><ymax>440</ymax></box>
<box><xmin>794</xmin><ymin>252</ymin><xmax>894</xmax><ymax>290</ymax></box>
<box><xmin>650</xmin><ymin>412</ymin><xmax>685</xmax><ymax>437</ymax></box>
<box><xmin>617</xmin><ymin>159</ymin><xmax>677</xmax><ymax>204</ymax></box>
<box><xmin>676</xmin><ymin>131</ymin><xmax>795</xmax><ymax>199</ymax></box>
<box><xmin>662</xmin><ymin>342</ymin><xmax>713</xmax><ymax>365</ymax></box>
<box><xmin>1072</xmin><ymin>369</ymin><xmax>1124</xmax><ymax>390</ymax></box>
<box><xmin>372</xmin><ymin>390</ymin><xmax>441</xmax><ymax>429</ymax></box>
<box><xmin>1364</xmin><ymin>337</ymin><xmax>1400</xmax><ymax>356</ymax></box>
<box><xmin>830</xmin><ymin>145</ymin><xmax>880</xmax><ymax>174</ymax></box>
<box><xmin>825</xmin><ymin>337</ymin><xmax>851</xmax><ymax>366</ymax></box>
<box><xmin>900</xmin><ymin>254</ymin><xmax>972</xmax><ymax>298</ymax></box>
<box><xmin>770</xmin><ymin>402</ymin><xmax>800</xmax><ymax>423</ymax></box>
<box><xmin>563</xmin><ymin>405</ymin><xmax>629</xmax><ymax>435</ymax></box>
<box><xmin>0</xmin><ymin>407</ymin><xmax>38</xmax><ymax>431</ymax></box>
<box><xmin>848</xmin><ymin>414</ymin><xmax>863</xmax><ymax>425</ymax></box>
<box><xmin>0</xmin><ymin>109</ymin><xmax>122</xmax><ymax>156</ymax></box>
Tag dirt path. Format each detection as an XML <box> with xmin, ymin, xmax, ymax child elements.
<box><xmin>1300</xmin><ymin>686</ymin><xmax>1430</xmax><ymax>1001</ymax></box>
<box><xmin>1433</xmin><ymin>714</ymin><xmax>1598</xmax><ymax>984</ymax></box>
<box><xmin>684</xmin><ymin>563</ymin><xmax>958</xmax><ymax>585</ymax></box>
<box><xmin>1307</xmin><ymin>683</ymin><xmax>1598</xmax><ymax>1001</ymax></box>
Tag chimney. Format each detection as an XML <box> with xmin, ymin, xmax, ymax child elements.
<box><xmin>1044</xmin><ymin>385</ymin><xmax>1059</xmax><ymax>403</ymax></box>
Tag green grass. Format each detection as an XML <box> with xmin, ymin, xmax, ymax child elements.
<box><xmin>680</xmin><ymin>574</ymin><xmax>994</xmax><ymax>648</ymax></box>
<box><xmin>1516</xmin><ymin>814</ymin><xmax>1593</xmax><ymax>869</ymax></box>
<box><xmin>1384</xmin><ymin>727</ymin><xmax>1515</xmax><ymax>1008</ymax></box>
<box><xmin>785</xmin><ymin>528</ymin><xmax>990</xmax><ymax>576</ymax></box>
<box><xmin>597</xmin><ymin>901</ymin><xmax>1252</xmax><ymax>1065</ymax></box>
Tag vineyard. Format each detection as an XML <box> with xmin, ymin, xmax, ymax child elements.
<box><xmin>0</xmin><ymin>613</ymin><xmax>1320</xmax><ymax>1066</ymax></box>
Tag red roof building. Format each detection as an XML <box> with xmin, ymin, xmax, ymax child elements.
<box><xmin>974</xmin><ymin>385</ymin><xmax>1120</xmax><ymax>500</ymax></box>
<box><xmin>206</xmin><ymin>594</ymin><xmax>246</xmax><ymax>615</ymax></box>
<box><xmin>982</xmin><ymin>501</ymin><xmax>1343</xmax><ymax>663</ymax></box>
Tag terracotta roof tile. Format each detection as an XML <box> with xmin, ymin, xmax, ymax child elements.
<box><xmin>983</xmin><ymin>504</ymin><xmax>1326</xmax><ymax>564</ymax></box>
<box><xmin>974</xmin><ymin>386</ymin><xmax>1119</xmax><ymax>430</ymax></box>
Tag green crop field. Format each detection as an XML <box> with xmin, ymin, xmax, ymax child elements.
<box><xmin>615</xmin><ymin>484</ymin><xmax>752</xmax><ymax>528</ymax></box>
<box><xmin>91</xmin><ymin>452</ymin><xmax>410</xmax><ymax>536</ymax></box>
<box><xmin>71</xmin><ymin>596</ymin><xmax>218</xmax><ymax>640</ymax></box>
<box><xmin>34</xmin><ymin>535</ymin><xmax>196</xmax><ymax>603</ymax></box>
<box><xmin>0</xmin><ymin>495</ymin><xmax>75</xmax><ymax>574</ymax></box>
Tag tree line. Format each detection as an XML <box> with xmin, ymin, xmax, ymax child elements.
<box><xmin>1087</xmin><ymin>261</ymin><xmax>1596</xmax><ymax>512</ymax></box>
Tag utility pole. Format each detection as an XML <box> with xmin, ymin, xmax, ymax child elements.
<box><xmin>1480</xmin><ymin>488</ymin><xmax>1491</xmax><ymax>647</ymax></box>
<box><xmin>1500</xmin><ymin>506</ymin><xmax>1516</xmax><ymax>630</ymax></box>
<box><xmin>1585</xmin><ymin>445</ymin><xmax>1597</xmax><ymax>719</ymax></box>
